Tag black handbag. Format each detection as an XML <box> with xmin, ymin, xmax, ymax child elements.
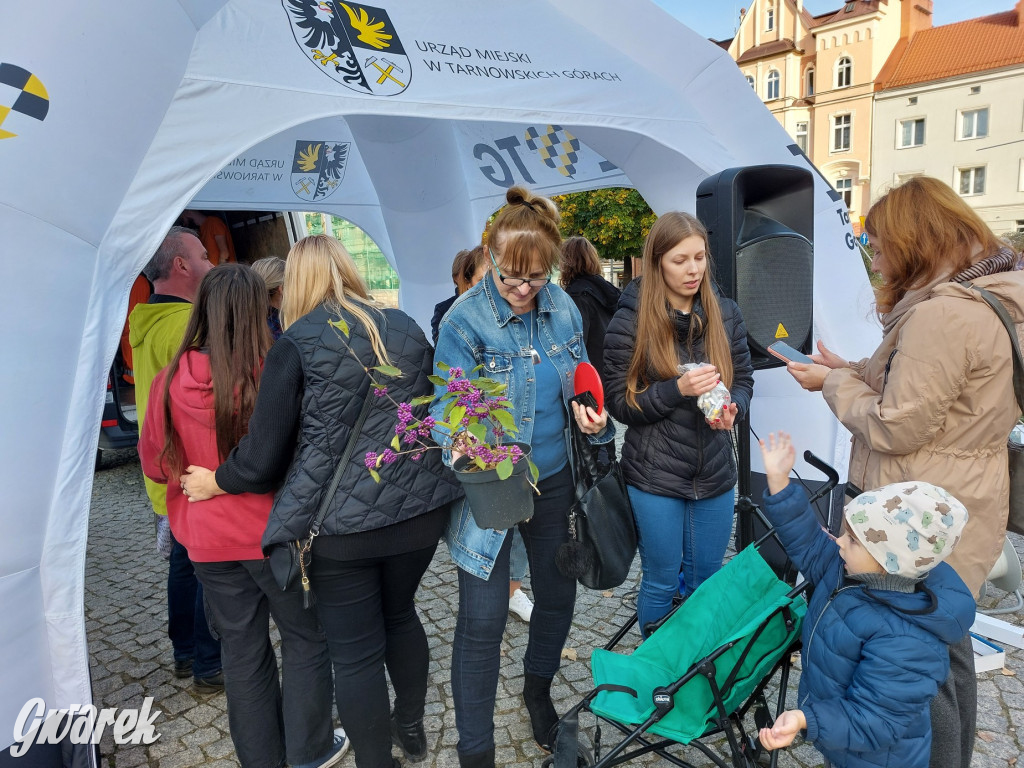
<box><xmin>268</xmin><ymin>369</ymin><xmax>379</xmax><ymax>606</ymax></box>
<box><xmin>556</xmin><ymin>413</ymin><xmax>637</xmax><ymax>590</ymax></box>
<box><xmin>961</xmin><ymin>281</ymin><xmax>1024</xmax><ymax>536</ymax></box>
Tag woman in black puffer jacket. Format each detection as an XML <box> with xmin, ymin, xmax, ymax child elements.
<box><xmin>604</xmin><ymin>212</ymin><xmax>753</xmax><ymax>636</ymax></box>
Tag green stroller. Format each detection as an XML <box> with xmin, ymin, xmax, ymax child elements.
<box><xmin>549</xmin><ymin>543</ymin><xmax>808</xmax><ymax>768</ymax></box>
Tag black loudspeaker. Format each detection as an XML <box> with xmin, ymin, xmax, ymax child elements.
<box><xmin>696</xmin><ymin>165</ymin><xmax>814</xmax><ymax>370</ymax></box>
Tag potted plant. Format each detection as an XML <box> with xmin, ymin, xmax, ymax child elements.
<box><xmin>365</xmin><ymin>361</ymin><xmax>540</xmax><ymax>529</ymax></box>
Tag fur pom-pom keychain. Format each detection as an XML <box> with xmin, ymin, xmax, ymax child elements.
<box><xmin>555</xmin><ymin>508</ymin><xmax>594</xmax><ymax>579</ymax></box>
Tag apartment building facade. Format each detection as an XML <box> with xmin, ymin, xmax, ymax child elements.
<box><xmin>871</xmin><ymin>3</ymin><xmax>1024</xmax><ymax>235</ymax></box>
<box><xmin>725</xmin><ymin>0</ymin><xmax>932</xmax><ymax>224</ymax></box>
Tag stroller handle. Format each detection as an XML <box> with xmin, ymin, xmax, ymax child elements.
<box><xmin>802</xmin><ymin>450</ymin><xmax>840</xmax><ymax>503</ymax></box>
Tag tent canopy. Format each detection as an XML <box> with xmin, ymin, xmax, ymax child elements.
<box><xmin>0</xmin><ymin>0</ymin><xmax>878</xmax><ymax>748</ymax></box>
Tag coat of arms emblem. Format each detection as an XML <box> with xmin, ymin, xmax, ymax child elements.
<box><xmin>284</xmin><ymin>1</ymin><xmax>410</xmax><ymax>96</ymax></box>
<box><xmin>291</xmin><ymin>140</ymin><xmax>350</xmax><ymax>202</ymax></box>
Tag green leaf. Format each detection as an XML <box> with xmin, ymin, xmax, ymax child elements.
<box><xmin>436</xmin><ymin>361</ymin><xmax>451</xmax><ymax>373</ymax></box>
<box><xmin>496</xmin><ymin>457</ymin><xmax>514</xmax><ymax>480</ymax></box>
<box><xmin>449</xmin><ymin>405</ymin><xmax>466</xmax><ymax>428</ymax></box>
<box><xmin>375</xmin><ymin>454</ymin><xmax>384</xmax><ymax>468</ymax></box>
<box><xmin>391</xmin><ymin>434</ymin><xmax>400</xmax><ymax>451</ymax></box>
<box><xmin>428</xmin><ymin>375</ymin><xmax>447</xmax><ymax>387</ymax></box>
<box><xmin>410</xmin><ymin>395</ymin><xmax>434</xmax><ymax>406</ymax></box>
<box><xmin>373</xmin><ymin>364</ymin><xmax>403</xmax><ymax>378</ymax></box>
<box><xmin>470</xmin><ymin>364</ymin><xmax>484</xmax><ymax>373</ymax></box>
<box><xmin>329</xmin><ymin>317</ymin><xmax>350</xmax><ymax>337</ymax></box>
<box><xmin>369</xmin><ymin>468</ymin><xmax>381</xmax><ymax>483</ymax></box>
<box><xmin>467</xmin><ymin>423</ymin><xmax>487</xmax><ymax>444</ymax></box>
<box><xmin>492</xmin><ymin>409</ymin><xmax>516</xmax><ymax>431</ymax></box>
<box><xmin>473</xmin><ymin>456</ymin><xmax>486</xmax><ymax>470</ymax></box>
<box><xmin>528</xmin><ymin>459</ymin><xmax>540</xmax><ymax>483</ymax></box>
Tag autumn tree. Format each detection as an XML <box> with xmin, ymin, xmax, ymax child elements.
<box><xmin>553</xmin><ymin>187</ymin><xmax>656</xmax><ymax>281</ymax></box>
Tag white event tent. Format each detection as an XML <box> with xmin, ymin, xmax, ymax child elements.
<box><xmin>0</xmin><ymin>0</ymin><xmax>878</xmax><ymax>759</ymax></box>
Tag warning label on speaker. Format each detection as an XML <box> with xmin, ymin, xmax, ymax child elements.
<box><xmin>775</xmin><ymin>324</ymin><xmax>789</xmax><ymax>339</ymax></box>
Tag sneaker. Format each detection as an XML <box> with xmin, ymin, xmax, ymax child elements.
<box><xmin>192</xmin><ymin>672</ymin><xmax>224</xmax><ymax>694</ymax></box>
<box><xmin>509</xmin><ymin>588</ymin><xmax>534</xmax><ymax>623</ymax></box>
<box><xmin>172</xmin><ymin>658</ymin><xmax>193</xmax><ymax>679</ymax></box>
<box><xmin>293</xmin><ymin>727</ymin><xmax>350</xmax><ymax>768</ymax></box>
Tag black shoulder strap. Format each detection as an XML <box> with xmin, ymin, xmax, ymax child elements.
<box><xmin>309</xmin><ymin>312</ymin><xmax>387</xmax><ymax>537</ymax></box>
<box><xmin>960</xmin><ymin>281</ymin><xmax>1024</xmax><ymax>414</ymax></box>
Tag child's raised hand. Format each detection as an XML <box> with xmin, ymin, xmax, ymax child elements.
<box><xmin>758</xmin><ymin>708</ymin><xmax>806</xmax><ymax>751</ymax></box>
<box><xmin>759</xmin><ymin>431</ymin><xmax>795</xmax><ymax>496</ymax></box>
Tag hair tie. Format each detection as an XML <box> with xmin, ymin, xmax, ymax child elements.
<box><xmin>519</xmin><ymin>199</ymin><xmax>536</xmax><ymax>211</ymax></box>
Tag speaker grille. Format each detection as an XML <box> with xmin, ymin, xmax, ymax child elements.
<box><xmin>735</xmin><ymin>234</ymin><xmax>813</xmax><ymax>355</ymax></box>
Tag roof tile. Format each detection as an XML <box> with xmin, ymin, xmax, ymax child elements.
<box><xmin>880</xmin><ymin>10</ymin><xmax>1024</xmax><ymax>89</ymax></box>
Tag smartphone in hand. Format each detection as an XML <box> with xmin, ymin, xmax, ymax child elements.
<box><xmin>768</xmin><ymin>340</ymin><xmax>814</xmax><ymax>365</ymax></box>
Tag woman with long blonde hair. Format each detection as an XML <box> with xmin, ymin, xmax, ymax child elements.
<box><xmin>604</xmin><ymin>211</ymin><xmax>754</xmax><ymax>635</ymax></box>
<box><xmin>786</xmin><ymin>176</ymin><xmax>1024</xmax><ymax>768</ymax></box>
<box><xmin>182</xmin><ymin>235</ymin><xmax>464</xmax><ymax>768</ymax></box>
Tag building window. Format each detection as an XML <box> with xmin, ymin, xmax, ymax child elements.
<box><xmin>746</xmin><ymin>74</ymin><xmax>755</xmax><ymax>90</ymax></box>
<box><xmin>795</xmin><ymin>122</ymin><xmax>809</xmax><ymax>153</ymax></box>
<box><xmin>1016</xmin><ymin>219</ymin><xmax>1024</xmax><ymax>232</ymax></box>
<box><xmin>766</xmin><ymin>70</ymin><xmax>780</xmax><ymax>100</ymax></box>
<box><xmin>959</xmin><ymin>107</ymin><xmax>989</xmax><ymax>140</ymax></box>
<box><xmin>835</xmin><ymin>178</ymin><xmax>853</xmax><ymax>207</ymax></box>
<box><xmin>957</xmin><ymin>166</ymin><xmax>986</xmax><ymax>196</ymax></box>
<box><xmin>908</xmin><ymin>96</ymin><xmax>918</xmax><ymax>106</ymax></box>
<box><xmin>832</xmin><ymin>114</ymin><xmax>851</xmax><ymax>151</ymax></box>
<box><xmin>836</xmin><ymin>57</ymin><xmax>852</xmax><ymax>88</ymax></box>
<box><xmin>766</xmin><ymin>8</ymin><xmax>775</xmax><ymax>31</ymax></box>
<box><xmin>898</xmin><ymin>118</ymin><xmax>925</xmax><ymax>148</ymax></box>
<box><xmin>805</xmin><ymin>67</ymin><xmax>815</xmax><ymax>97</ymax></box>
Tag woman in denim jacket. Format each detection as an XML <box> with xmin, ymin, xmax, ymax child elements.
<box><xmin>432</xmin><ymin>186</ymin><xmax>613</xmax><ymax>768</ymax></box>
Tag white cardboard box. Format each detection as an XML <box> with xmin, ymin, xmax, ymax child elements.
<box><xmin>972</xmin><ymin>633</ymin><xmax>1006</xmax><ymax>674</ymax></box>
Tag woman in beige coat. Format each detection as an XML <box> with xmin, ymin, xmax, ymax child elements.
<box><xmin>786</xmin><ymin>176</ymin><xmax>1024</xmax><ymax>768</ymax></box>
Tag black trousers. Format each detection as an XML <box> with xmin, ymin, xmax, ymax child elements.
<box><xmin>310</xmin><ymin>543</ymin><xmax>439</xmax><ymax>768</ymax></box>
<box><xmin>193</xmin><ymin>558</ymin><xmax>334</xmax><ymax>768</ymax></box>
<box><xmin>929</xmin><ymin>633</ymin><xmax>976</xmax><ymax>768</ymax></box>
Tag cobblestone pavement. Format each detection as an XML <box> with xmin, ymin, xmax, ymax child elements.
<box><xmin>89</xmin><ymin>449</ymin><xmax>1024</xmax><ymax>768</ymax></box>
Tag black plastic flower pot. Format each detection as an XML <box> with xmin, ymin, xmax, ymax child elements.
<box><xmin>453</xmin><ymin>442</ymin><xmax>535</xmax><ymax>530</ymax></box>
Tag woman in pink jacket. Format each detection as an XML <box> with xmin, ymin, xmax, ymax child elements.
<box><xmin>140</xmin><ymin>264</ymin><xmax>345</xmax><ymax>768</ymax></box>
<box><xmin>786</xmin><ymin>176</ymin><xmax>1024</xmax><ymax>768</ymax></box>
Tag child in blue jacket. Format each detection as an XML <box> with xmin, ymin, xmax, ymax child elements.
<box><xmin>757</xmin><ymin>432</ymin><xmax>976</xmax><ymax>768</ymax></box>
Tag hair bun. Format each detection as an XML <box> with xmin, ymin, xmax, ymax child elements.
<box><xmin>506</xmin><ymin>186</ymin><xmax>529</xmax><ymax>207</ymax></box>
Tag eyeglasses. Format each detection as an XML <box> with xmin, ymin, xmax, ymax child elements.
<box><xmin>488</xmin><ymin>247</ymin><xmax>551</xmax><ymax>288</ymax></box>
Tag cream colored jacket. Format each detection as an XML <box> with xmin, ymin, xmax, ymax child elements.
<box><xmin>823</xmin><ymin>271</ymin><xmax>1024</xmax><ymax>596</ymax></box>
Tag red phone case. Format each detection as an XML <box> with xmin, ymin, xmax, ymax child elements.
<box><xmin>573</xmin><ymin>362</ymin><xmax>604</xmax><ymax>415</ymax></box>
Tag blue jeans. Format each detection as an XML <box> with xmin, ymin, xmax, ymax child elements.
<box><xmin>168</xmin><ymin>538</ymin><xmax>221</xmax><ymax>678</ymax></box>
<box><xmin>509</xmin><ymin>528</ymin><xmax>528</xmax><ymax>583</ymax></box>
<box><xmin>451</xmin><ymin>466</ymin><xmax>576</xmax><ymax>755</ymax></box>
<box><xmin>628</xmin><ymin>486</ymin><xmax>734</xmax><ymax>634</ymax></box>
<box><xmin>194</xmin><ymin>559</ymin><xmax>333</xmax><ymax>768</ymax></box>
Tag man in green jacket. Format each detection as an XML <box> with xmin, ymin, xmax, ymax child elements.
<box><xmin>129</xmin><ymin>226</ymin><xmax>222</xmax><ymax>692</ymax></box>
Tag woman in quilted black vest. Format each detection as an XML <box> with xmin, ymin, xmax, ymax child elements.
<box><xmin>182</xmin><ymin>236</ymin><xmax>464</xmax><ymax>768</ymax></box>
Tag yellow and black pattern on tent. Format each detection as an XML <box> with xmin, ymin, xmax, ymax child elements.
<box><xmin>0</xmin><ymin>64</ymin><xmax>49</xmax><ymax>140</ymax></box>
<box><xmin>524</xmin><ymin>125</ymin><xmax>581</xmax><ymax>178</ymax></box>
